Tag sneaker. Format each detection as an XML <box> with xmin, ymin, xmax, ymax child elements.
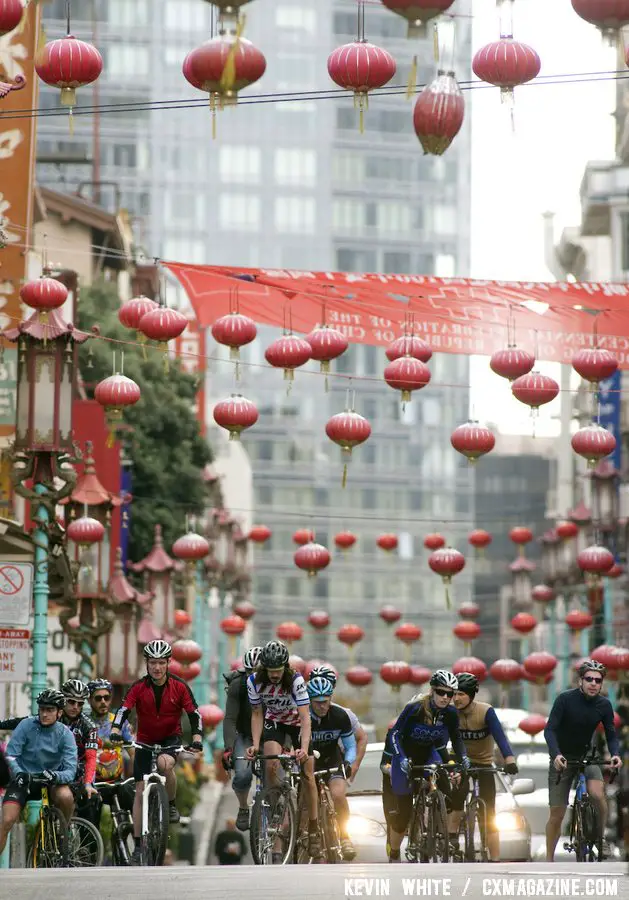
<box><xmin>169</xmin><ymin>801</ymin><xmax>180</xmax><ymax>824</ymax></box>
<box><xmin>236</xmin><ymin>807</ymin><xmax>250</xmax><ymax>831</ymax></box>
<box><xmin>341</xmin><ymin>837</ymin><xmax>356</xmax><ymax>861</ymax></box>
<box><xmin>389</xmin><ymin>852</ymin><xmax>401</xmax><ymax>864</ymax></box>
<box><xmin>308</xmin><ymin>830</ymin><xmax>322</xmax><ymax>858</ymax></box>
<box><xmin>130</xmin><ymin>845</ymin><xmax>143</xmax><ymax>866</ymax></box>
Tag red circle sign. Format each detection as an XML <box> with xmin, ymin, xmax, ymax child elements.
<box><xmin>0</xmin><ymin>566</ymin><xmax>24</xmax><ymax>595</ymax></box>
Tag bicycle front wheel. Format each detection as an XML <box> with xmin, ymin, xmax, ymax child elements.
<box><xmin>27</xmin><ymin>807</ymin><xmax>69</xmax><ymax>868</ymax></box>
<box><xmin>428</xmin><ymin>790</ymin><xmax>450</xmax><ymax>863</ymax></box>
<box><xmin>406</xmin><ymin>791</ymin><xmax>425</xmax><ymax>863</ymax></box>
<box><xmin>251</xmin><ymin>785</ymin><xmax>295</xmax><ymax>865</ymax></box>
<box><xmin>464</xmin><ymin>799</ymin><xmax>489</xmax><ymax>863</ymax></box>
<box><xmin>68</xmin><ymin>816</ymin><xmax>105</xmax><ymax>866</ymax></box>
<box><xmin>141</xmin><ymin>782</ymin><xmax>169</xmax><ymax>866</ymax></box>
<box><xmin>320</xmin><ymin>786</ymin><xmax>343</xmax><ymax>864</ymax></box>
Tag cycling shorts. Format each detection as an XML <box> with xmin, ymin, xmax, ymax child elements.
<box><xmin>548</xmin><ymin>761</ymin><xmax>603</xmax><ymax>808</ymax></box>
<box><xmin>262</xmin><ymin>720</ymin><xmax>313</xmax><ymax>755</ymax></box>
<box><xmin>133</xmin><ymin>736</ymin><xmax>181</xmax><ymax>782</ymax></box>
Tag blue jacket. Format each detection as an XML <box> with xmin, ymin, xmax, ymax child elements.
<box><xmin>6</xmin><ymin>716</ymin><xmax>77</xmax><ymax>784</ymax></box>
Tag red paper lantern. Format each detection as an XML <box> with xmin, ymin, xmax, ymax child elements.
<box><xmin>308</xmin><ymin>610</ymin><xmax>330</xmax><ymax>630</ymax></box>
<box><xmin>458</xmin><ymin>601</ymin><xmax>480</xmax><ymax>619</ymax></box>
<box><xmin>489</xmin><ymin>658</ymin><xmax>522</xmax><ymax>684</ymax></box>
<box><xmin>118</xmin><ymin>295</ymin><xmax>158</xmax><ymax>332</ymax></box>
<box><xmin>377</xmin><ymin>533</ymin><xmax>398</xmax><ymax>552</ymax></box>
<box><xmin>346</xmin><ymin>665</ymin><xmax>373</xmax><ymax>687</ymax></box>
<box><xmin>36</xmin><ymin>34</ymin><xmax>103</xmax><ymax>110</ymax></box>
<box><xmin>522</xmin><ymin>651</ymin><xmax>557</xmax><ymax>679</ymax></box>
<box><xmin>521</xmin><ymin>667</ymin><xmax>554</xmax><ymax>686</ymax></box>
<box><xmin>472</xmin><ymin>38</ymin><xmax>541</xmax><ymax>102</ymax></box>
<box><xmin>556</xmin><ymin>520</ymin><xmax>579</xmax><ymax>540</ymax></box>
<box><xmin>571</xmin><ymin>347</ymin><xmax>618</xmax><ymax>384</ymax></box>
<box><xmin>413</xmin><ymin>72</ymin><xmax>465</xmax><ymax>156</ymax></box>
<box><xmin>379</xmin><ymin>605</ymin><xmax>402</xmax><ymax>625</ymax></box>
<box><xmin>182</xmin><ymin>34</ymin><xmax>266</xmax><ymax>104</ymax></box>
<box><xmin>577</xmin><ymin>545</ymin><xmax>615</xmax><ymax>575</ymax></box>
<box><xmin>384</xmin><ymin>356</ymin><xmax>431</xmax><ymax>403</ymax></box>
<box><xmin>510</xmin><ymin>526</ymin><xmax>533</xmax><ymax>547</ymax></box>
<box><xmin>532</xmin><ymin>584</ymin><xmax>555</xmax><ymax>604</ymax></box>
<box><xmin>305</xmin><ymin>325</ymin><xmax>348</xmax><ymax>376</ymax></box>
<box><xmin>94</xmin><ymin>374</ymin><xmax>141</xmax><ymax>437</ymax></box>
<box><xmin>490</xmin><ymin>347</ymin><xmax>535</xmax><ymax>381</ymax></box>
<box><xmin>325</xmin><ymin>408</ymin><xmax>371</xmax><ymax>486</ymax></box>
<box><xmin>510</xmin><ymin>612</ymin><xmax>537</xmax><ymax>635</ymax></box>
<box><xmin>450</xmin><ymin>421</ymin><xmax>495</xmax><ymax>462</ymax></box>
<box><xmin>294</xmin><ymin>542</ymin><xmax>331</xmax><ymax>577</ymax></box>
<box><xmin>381</xmin><ymin>0</ymin><xmax>455</xmax><ymax>37</ymax></box>
<box><xmin>452</xmin><ymin>656</ymin><xmax>487</xmax><ymax>682</ymax></box>
<box><xmin>0</xmin><ymin>0</ymin><xmax>23</xmax><ymax>36</ymax></box>
<box><xmin>327</xmin><ymin>40</ymin><xmax>396</xmax><ymax>130</ymax></box>
<box><xmin>591</xmin><ymin>644</ymin><xmax>619</xmax><ymax>668</ymax></box>
<box><xmin>429</xmin><ymin>547</ymin><xmax>465</xmax><ymax>606</ymax></box>
<box><xmin>172</xmin><ymin>640</ymin><xmax>203</xmax><ymax>664</ymax></box>
<box><xmin>386</xmin><ymin>335</ymin><xmax>432</xmax><ymax>363</ymax></box>
<box><xmin>199</xmin><ymin>704</ymin><xmax>224</xmax><ymax>729</ymax></box>
<box><xmin>293</xmin><ymin>529</ymin><xmax>314</xmax><ymax>546</ymax></box>
<box><xmin>565</xmin><ymin>609</ymin><xmax>593</xmax><ymax>632</ymax></box>
<box><xmin>20</xmin><ymin>277</ymin><xmax>68</xmax><ymax>315</ymax></box>
<box><xmin>289</xmin><ymin>655</ymin><xmax>306</xmax><ymax>675</ymax></box>
<box><xmin>409</xmin><ymin>665</ymin><xmax>431</xmax><ymax>685</ymax></box>
<box><xmin>424</xmin><ymin>533</ymin><xmax>446</xmax><ymax>551</ymax></box>
<box><xmin>276</xmin><ymin>621</ymin><xmax>303</xmax><ymax>643</ymax></box>
<box><xmin>230</xmin><ymin>658</ymin><xmax>242</xmax><ymax>672</ymax></box>
<box><xmin>172</xmin><ymin>531</ymin><xmax>210</xmax><ymax>561</ymax></box>
<box><xmin>249</xmin><ymin>525</ymin><xmax>271</xmax><ymax>543</ymax></box>
<box><xmin>453</xmin><ymin>621</ymin><xmax>481</xmax><ymax>642</ymax></box>
<box><xmin>67</xmin><ymin>515</ymin><xmax>105</xmax><ymax>547</ymax></box>
<box><xmin>174</xmin><ymin>609</ymin><xmax>192</xmax><ymax>628</ymax></box>
<box><xmin>211</xmin><ymin>313</ymin><xmax>257</xmax><ymax>361</ymax></box>
<box><xmin>338</xmin><ymin>624</ymin><xmax>364</xmax><ymax>646</ymax></box>
<box><xmin>168</xmin><ymin>659</ymin><xmax>184</xmax><ymax>677</ymax></box>
<box><xmin>571</xmin><ymin>0</ymin><xmax>629</xmax><ymax>38</ymax></box>
<box><xmin>610</xmin><ymin>647</ymin><xmax>629</xmax><ymax>670</ymax></box>
<box><xmin>233</xmin><ymin>600</ymin><xmax>256</xmax><ymax>621</ymax></box>
<box><xmin>138</xmin><ymin>307</ymin><xmax>187</xmax><ymax>349</ymax></box>
<box><xmin>395</xmin><ymin>623</ymin><xmax>422</xmax><ymax>645</ymax></box>
<box><xmin>468</xmin><ymin>529</ymin><xmax>492</xmax><ymax>551</ymax></box>
<box><xmin>220</xmin><ymin>615</ymin><xmax>246</xmax><ymax>637</ymax></box>
<box><xmin>265</xmin><ymin>334</ymin><xmax>312</xmax><ymax>380</ymax></box>
<box><xmin>519</xmin><ymin>714</ymin><xmax>546</xmax><ymax>736</ymax></box>
<box><xmin>608</xmin><ymin>563</ymin><xmax>625</xmax><ymax>579</ymax></box>
<box><xmin>213</xmin><ymin>394</ymin><xmax>259</xmax><ymax>440</ymax></box>
<box><xmin>511</xmin><ymin>371</ymin><xmax>559</xmax><ymax>410</ymax></box>
<box><xmin>304</xmin><ymin>659</ymin><xmax>337</xmax><ymax>680</ymax></box>
<box><xmin>380</xmin><ymin>660</ymin><xmax>411</xmax><ymax>689</ymax></box>
<box><xmin>334</xmin><ymin>531</ymin><xmax>356</xmax><ymax>550</ymax></box>
<box><xmin>571</xmin><ymin>424</ymin><xmax>616</xmax><ymax>468</ymax></box>
<box><xmin>180</xmin><ymin>662</ymin><xmax>201</xmax><ymax>681</ymax></box>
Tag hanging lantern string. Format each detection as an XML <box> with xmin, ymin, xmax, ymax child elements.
<box><xmin>111</xmin><ymin>349</ymin><xmax>116</xmax><ymax>375</ymax></box>
<box><xmin>357</xmin><ymin>0</ymin><xmax>365</xmax><ymax>42</ymax></box>
<box><xmin>65</xmin><ymin>0</ymin><xmax>71</xmax><ymax>36</ymax></box>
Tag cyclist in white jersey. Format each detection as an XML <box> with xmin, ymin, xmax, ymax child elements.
<box><xmin>309</xmin><ymin>664</ymin><xmax>367</xmax><ymax>781</ymax></box>
<box><xmin>246</xmin><ymin>640</ymin><xmax>319</xmax><ymax>857</ymax></box>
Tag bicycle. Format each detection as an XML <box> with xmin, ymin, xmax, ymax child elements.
<box><xmin>406</xmin><ymin>762</ymin><xmax>455</xmax><ymax>863</ymax></box>
<box><xmin>455</xmin><ymin>765</ymin><xmax>504</xmax><ymax>863</ymax></box>
<box><xmin>311</xmin><ymin>763</ymin><xmax>348</xmax><ymax>864</ymax></box>
<box><xmin>560</xmin><ymin>755</ymin><xmax>616</xmax><ymax>862</ymax></box>
<box><xmin>66</xmin><ymin>813</ymin><xmax>105</xmax><ymax>867</ymax></box>
<box><xmin>94</xmin><ymin>777</ymin><xmax>136</xmax><ymax>865</ymax></box>
<box><xmin>25</xmin><ymin>775</ymin><xmax>69</xmax><ymax>868</ymax></box>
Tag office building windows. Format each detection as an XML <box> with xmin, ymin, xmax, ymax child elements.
<box><xmin>335</xmin><ymin>248</ymin><xmax>377</xmax><ymax>271</ymax></box>
<box><xmin>333</xmin><ymin>199</ymin><xmax>365</xmax><ymax>231</ymax></box>
<box><xmin>165</xmin><ymin>0</ymin><xmax>206</xmax><ymax>30</ymax></box>
<box><xmin>110</xmin><ymin>0</ymin><xmax>149</xmax><ymax>26</ymax></box>
<box><xmin>219</xmin><ymin>147</ymin><xmax>261</xmax><ymax>184</ymax></box>
<box><xmin>377</xmin><ymin>202</ymin><xmax>412</xmax><ymax>234</ymax></box>
<box><xmin>275</xmin><ymin>197</ymin><xmax>315</xmax><ymax>234</ymax></box>
<box><xmin>276</xmin><ymin>7</ymin><xmax>316</xmax><ymax>32</ymax></box>
<box><xmin>275</xmin><ymin>149</ymin><xmax>316</xmax><ymax>186</ymax></box>
<box><xmin>332</xmin><ymin>151</ymin><xmax>365</xmax><ymax>183</ymax></box>
<box><xmin>434</xmin><ymin>204</ymin><xmax>457</xmax><ymax>235</ymax></box>
<box><xmin>219</xmin><ymin>194</ymin><xmax>261</xmax><ymax>230</ymax></box>
<box><xmin>383</xmin><ymin>251</ymin><xmax>411</xmax><ymax>273</ymax></box>
<box><xmin>435</xmin><ymin>254</ymin><xmax>456</xmax><ymax>277</ymax></box>
<box><xmin>108</xmin><ymin>45</ymin><xmax>149</xmax><ymax>78</ymax></box>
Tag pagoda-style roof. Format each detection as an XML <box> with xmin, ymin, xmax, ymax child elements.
<box><xmin>130</xmin><ymin>524</ymin><xmax>175</xmax><ymax>574</ymax></box>
<box><xmin>109</xmin><ymin>548</ymin><xmax>153</xmax><ymax>607</ymax></box>
<box><xmin>509</xmin><ymin>557</ymin><xmax>536</xmax><ymax>574</ymax></box>
<box><xmin>589</xmin><ymin>460</ymin><xmax>619</xmax><ymax>480</ymax></box>
<box><xmin>569</xmin><ymin>502</ymin><xmax>592</xmax><ymax>524</ymax></box>
<box><xmin>66</xmin><ymin>441</ymin><xmax>123</xmax><ymax>508</ymax></box>
<box><xmin>2</xmin><ymin>308</ymin><xmax>92</xmax><ymax>343</ymax></box>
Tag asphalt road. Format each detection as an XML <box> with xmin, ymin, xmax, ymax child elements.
<box><xmin>3</xmin><ymin>863</ymin><xmax>628</xmax><ymax>900</ymax></box>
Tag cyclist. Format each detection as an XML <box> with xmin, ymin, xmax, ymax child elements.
<box><xmin>87</xmin><ymin>677</ymin><xmax>135</xmax><ymax>783</ymax></box>
<box><xmin>245</xmin><ymin>639</ymin><xmax>319</xmax><ymax>857</ymax></box>
<box><xmin>544</xmin><ymin>658</ymin><xmax>622</xmax><ymax>861</ymax></box>
<box><xmin>382</xmin><ymin>670</ymin><xmax>469</xmax><ymax>863</ymax></box>
<box><xmin>307</xmin><ymin>676</ymin><xmax>357</xmax><ymax>860</ymax></box>
<box><xmin>309</xmin><ymin>664</ymin><xmax>368</xmax><ymax>781</ymax></box>
<box><xmin>222</xmin><ymin>645</ymin><xmax>263</xmax><ymax>831</ymax></box>
<box><xmin>0</xmin><ymin>689</ymin><xmax>77</xmax><ymax>857</ymax></box>
<box><xmin>449</xmin><ymin>671</ymin><xmax>519</xmax><ymax>860</ymax></box>
<box><xmin>60</xmin><ymin>679</ymin><xmax>100</xmax><ymax>825</ymax></box>
<box><xmin>0</xmin><ymin>746</ymin><xmax>9</xmax><ymax>788</ymax></box>
<box><xmin>110</xmin><ymin>639</ymin><xmax>204</xmax><ymax>865</ymax></box>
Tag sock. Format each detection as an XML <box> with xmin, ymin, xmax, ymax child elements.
<box><xmin>308</xmin><ymin>818</ymin><xmax>318</xmax><ymax>832</ymax></box>
<box><xmin>389</xmin><ymin>848</ymin><xmax>400</xmax><ymax>859</ymax></box>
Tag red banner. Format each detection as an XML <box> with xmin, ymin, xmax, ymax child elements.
<box><xmin>163</xmin><ymin>262</ymin><xmax>629</xmax><ymax>368</ymax></box>
<box><xmin>173</xmin><ymin>317</ymin><xmax>206</xmax><ymax>436</ymax></box>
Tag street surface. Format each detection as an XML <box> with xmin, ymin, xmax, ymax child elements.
<box><xmin>3</xmin><ymin>863</ymin><xmax>628</xmax><ymax>900</ymax></box>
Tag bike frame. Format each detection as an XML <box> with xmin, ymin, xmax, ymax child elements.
<box><xmin>132</xmin><ymin>741</ymin><xmax>183</xmax><ymax>841</ymax></box>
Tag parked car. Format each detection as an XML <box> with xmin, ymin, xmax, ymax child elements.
<box><xmin>346</xmin><ymin>742</ymin><xmax>535</xmax><ymax>862</ymax></box>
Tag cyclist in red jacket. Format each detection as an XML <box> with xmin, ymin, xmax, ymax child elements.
<box><xmin>110</xmin><ymin>640</ymin><xmax>203</xmax><ymax>864</ymax></box>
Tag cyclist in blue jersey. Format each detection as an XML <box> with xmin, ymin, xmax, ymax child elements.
<box><xmin>308</xmin><ymin>664</ymin><xmax>368</xmax><ymax>780</ymax></box>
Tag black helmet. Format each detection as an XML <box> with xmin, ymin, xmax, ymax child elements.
<box><xmin>578</xmin><ymin>659</ymin><xmax>607</xmax><ymax>678</ymax></box>
<box><xmin>260</xmin><ymin>640</ymin><xmax>289</xmax><ymax>669</ymax></box>
<box><xmin>455</xmin><ymin>673</ymin><xmax>479</xmax><ymax>697</ymax></box>
<box><xmin>309</xmin><ymin>664</ymin><xmax>337</xmax><ymax>688</ymax></box>
<box><xmin>87</xmin><ymin>678</ymin><xmax>113</xmax><ymax>696</ymax></box>
<box><xmin>36</xmin><ymin>689</ymin><xmax>65</xmax><ymax>710</ymax></box>
<box><xmin>62</xmin><ymin>678</ymin><xmax>89</xmax><ymax>701</ymax></box>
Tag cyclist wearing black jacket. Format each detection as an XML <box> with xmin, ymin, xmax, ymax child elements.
<box><xmin>222</xmin><ymin>646</ymin><xmax>262</xmax><ymax>832</ymax></box>
<box><xmin>543</xmin><ymin>659</ymin><xmax>622</xmax><ymax>861</ymax></box>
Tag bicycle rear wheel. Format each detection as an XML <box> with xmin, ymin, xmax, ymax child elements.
<box><xmin>27</xmin><ymin>807</ymin><xmax>69</xmax><ymax>868</ymax></box>
<box><xmin>67</xmin><ymin>816</ymin><xmax>105</xmax><ymax>866</ymax></box>
<box><xmin>141</xmin><ymin>781</ymin><xmax>169</xmax><ymax>866</ymax></box>
<box><xmin>428</xmin><ymin>791</ymin><xmax>450</xmax><ymax>863</ymax></box>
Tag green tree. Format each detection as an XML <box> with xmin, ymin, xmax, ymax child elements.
<box><xmin>76</xmin><ymin>280</ymin><xmax>212</xmax><ymax>562</ymax></box>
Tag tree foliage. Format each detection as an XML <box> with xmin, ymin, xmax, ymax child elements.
<box><xmin>76</xmin><ymin>280</ymin><xmax>212</xmax><ymax>562</ymax></box>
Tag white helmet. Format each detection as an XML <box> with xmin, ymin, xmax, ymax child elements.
<box><xmin>243</xmin><ymin>646</ymin><xmax>263</xmax><ymax>671</ymax></box>
<box><xmin>143</xmin><ymin>640</ymin><xmax>172</xmax><ymax>660</ymax></box>
<box><xmin>429</xmin><ymin>669</ymin><xmax>458</xmax><ymax>691</ymax></box>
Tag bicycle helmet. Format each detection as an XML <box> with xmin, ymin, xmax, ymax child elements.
<box><xmin>578</xmin><ymin>659</ymin><xmax>607</xmax><ymax>678</ymax></box>
<box><xmin>309</xmin><ymin>664</ymin><xmax>338</xmax><ymax>687</ymax></box>
<box><xmin>243</xmin><ymin>646</ymin><xmax>263</xmax><ymax>672</ymax></box>
<box><xmin>455</xmin><ymin>673</ymin><xmax>479</xmax><ymax>697</ymax></box>
<box><xmin>429</xmin><ymin>669</ymin><xmax>458</xmax><ymax>691</ymax></box>
<box><xmin>61</xmin><ymin>678</ymin><xmax>89</xmax><ymax>701</ymax></box>
<box><xmin>143</xmin><ymin>639</ymin><xmax>172</xmax><ymax>660</ymax></box>
<box><xmin>87</xmin><ymin>678</ymin><xmax>113</xmax><ymax>696</ymax></box>
<box><xmin>307</xmin><ymin>676</ymin><xmax>335</xmax><ymax>700</ymax></box>
<box><xmin>260</xmin><ymin>640</ymin><xmax>289</xmax><ymax>669</ymax></box>
<box><xmin>36</xmin><ymin>689</ymin><xmax>66</xmax><ymax>709</ymax></box>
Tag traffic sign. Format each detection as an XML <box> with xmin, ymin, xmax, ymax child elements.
<box><xmin>0</xmin><ymin>562</ymin><xmax>33</xmax><ymax>626</ymax></box>
<box><xmin>0</xmin><ymin>628</ymin><xmax>30</xmax><ymax>682</ymax></box>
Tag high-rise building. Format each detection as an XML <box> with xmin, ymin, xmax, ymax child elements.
<box><xmin>38</xmin><ymin>0</ymin><xmax>474</xmax><ymax>722</ymax></box>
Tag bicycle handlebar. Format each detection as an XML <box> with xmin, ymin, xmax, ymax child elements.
<box><xmin>554</xmin><ymin>756</ymin><xmax>619</xmax><ymax>785</ymax></box>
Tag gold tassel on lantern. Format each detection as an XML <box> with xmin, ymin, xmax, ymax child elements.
<box><xmin>35</xmin><ymin>24</ymin><xmax>47</xmax><ymax>67</ymax></box>
<box><xmin>406</xmin><ymin>55</ymin><xmax>418</xmax><ymax>99</ymax></box>
<box><xmin>220</xmin><ymin>17</ymin><xmax>245</xmax><ymax>104</ymax></box>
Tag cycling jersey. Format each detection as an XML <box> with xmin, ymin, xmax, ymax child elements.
<box><xmin>114</xmin><ymin>674</ymin><xmax>202</xmax><ymax>744</ymax></box>
<box><xmin>90</xmin><ymin>712</ymin><xmax>133</xmax><ymax>781</ymax></box>
<box><xmin>385</xmin><ymin>694</ymin><xmax>468</xmax><ymax>766</ymax></box>
<box><xmin>310</xmin><ymin>703</ymin><xmax>357</xmax><ymax>767</ymax></box>
<box><xmin>61</xmin><ymin>713</ymin><xmax>98</xmax><ymax>784</ymax></box>
<box><xmin>456</xmin><ymin>700</ymin><xmax>513</xmax><ymax>764</ymax></box>
<box><xmin>247</xmin><ymin>672</ymin><xmax>309</xmax><ymax>726</ymax></box>
<box><xmin>5</xmin><ymin>717</ymin><xmax>77</xmax><ymax>784</ymax></box>
<box><xmin>544</xmin><ymin>687</ymin><xmax>620</xmax><ymax>759</ymax></box>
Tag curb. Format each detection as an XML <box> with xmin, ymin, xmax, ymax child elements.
<box><xmin>192</xmin><ymin>780</ymin><xmax>224</xmax><ymax>867</ymax></box>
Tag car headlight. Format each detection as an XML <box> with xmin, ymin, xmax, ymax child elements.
<box><xmin>347</xmin><ymin>815</ymin><xmax>386</xmax><ymax>838</ymax></box>
<box><xmin>494</xmin><ymin>811</ymin><xmax>526</xmax><ymax>832</ymax></box>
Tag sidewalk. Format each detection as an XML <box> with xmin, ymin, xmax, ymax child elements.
<box><xmin>207</xmin><ymin>784</ymin><xmax>251</xmax><ymax>865</ymax></box>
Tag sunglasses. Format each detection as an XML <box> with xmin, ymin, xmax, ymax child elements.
<box><xmin>93</xmin><ymin>695</ymin><xmax>111</xmax><ymax>702</ymax></box>
<box><xmin>434</xmin><ymin>689</ymin><xmax>454</xmax><ymax>698</ymax></box>
<box><xmin>583</xmin><ymin>676</ymin><xmax>603</xmax><ymax>684</ymax></box>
